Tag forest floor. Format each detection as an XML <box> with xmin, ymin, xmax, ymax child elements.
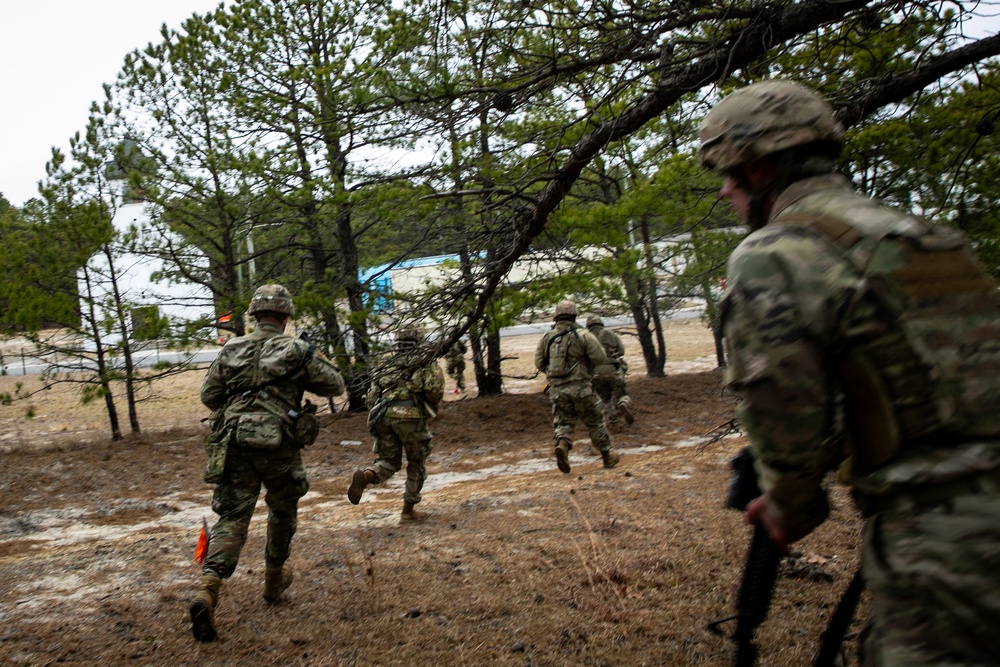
<box><xmin>0</xmin><ymin>318</ymin><xmax>867</xmax><ymax>666</ymax></box>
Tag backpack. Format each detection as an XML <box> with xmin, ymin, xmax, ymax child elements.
<box><xmin>545</xmin><ymin>327</ymin><xmax>579</xmax><ymax>378</ymax></box>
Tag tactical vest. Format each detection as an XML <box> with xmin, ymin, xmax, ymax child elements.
<box><xmin>779</xmin><ymin>212</ymin><xmax>1000</xmax><ymax>473</ymax></box>
<box><xmin>368</xmin><ymin>352</ymin><xmax>444</xmax><ymax>420</ymax></box>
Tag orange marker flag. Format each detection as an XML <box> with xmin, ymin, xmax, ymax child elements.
<box><xmin>193</xmin><ymin>518</ymin><xmax>209</xmax><ymax>566</ymax></box>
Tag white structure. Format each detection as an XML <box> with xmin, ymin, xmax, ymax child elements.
<box><xmin>360</xmin><ymin>234</ymin><xmax>710</xmax><ymax>316</ymax></box>
<box><xmin>79</xmin><ymin>202</ymin><xmax>215</xmax><ymax>344</ymax></box>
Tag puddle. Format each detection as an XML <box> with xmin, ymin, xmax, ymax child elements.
<box><xmin>0</xmin><ymin>438</ymin><xmax>704</xmax><ymax>549</ymax></box>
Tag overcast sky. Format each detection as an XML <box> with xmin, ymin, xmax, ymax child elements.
<box><xmin>2</xmin><ymin>4</ymin><xmax>997</xmax><ymax>209</ymax></box>
<box><xmin>1</xmin><ymin>1</ymin><xmax>224</xmax><ymax>207</ymax></box>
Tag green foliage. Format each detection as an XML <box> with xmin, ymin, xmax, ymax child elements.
<box><xmin>17</xmin><ymin>0</ymin><xmax>1000</xmax><ymax>391</ymax></box>
<box><xmin>844</xmin><ymin>64</ymin><xmax>1000</xmax><ymax>278</ymax></box>
<box><xmin>0</xmin><ymin>201</ymin><xmax>95</xmax><ymax>333</ymax></box>
<box><xmin>79</xmin><ymin>381</ymin><xmax>113</xmax><ymax>406</ymax></box>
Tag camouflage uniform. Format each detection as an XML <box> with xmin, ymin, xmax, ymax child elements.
<box><xmin>535</xmin><ymin>302</ymin><xmax>618</xmax><ymax>472</ymax></box>
<box><xmin>586</xmin><ymin>316</ymin><xmax>633</xmax><ymax>425</ymax></box>
<box><xmin>199</xmin><ymin>320</ymin><xmax>345</xmax><ymax>579</ymax></box>
<box><xmin>445</xmin><ymin>339</ymin><xmax>467</xmax><ymax>392</ymax></box>
<box><xmin>355</xmin><ymin>338</ymin><xmax>445</xmax><ymax>511</ymax></box>
<box><xmin>704</xmin><ymin>81</ymin><xmax>1000</xmax><ymax>665</ymax></box>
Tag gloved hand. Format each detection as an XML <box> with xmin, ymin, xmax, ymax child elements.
<box><xmin>745</xmin><ymin>494</ymin><xmax>813</xmax><ymax>556</ymax></box>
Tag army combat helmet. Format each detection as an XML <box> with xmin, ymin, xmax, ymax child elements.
<box><xmin>396</xmin><ymin>324</ymin><xmax>426</xmax><ymax>344</ymax></box>
<box><xmin>698</xmin><ymin>80</ymin><xmax>844</xmax><ymax>173</ymax></box>
<box><xmin>586</xmin><ymin>315</ymin><xmax>603</xmax><ymax>328</ymax></box>
<box><xmin>248</xmin><ymin>284</ymin><xmax>295</xmax><ymax>318</ymax></box>
<box><xmin>553</xmin><ymin>300</ymin><xmax>578</xmax><ymax>322</ymax></box>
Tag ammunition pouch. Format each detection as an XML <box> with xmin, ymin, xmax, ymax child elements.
<box><xmin>203</xmin><ymin>409</ymin><xmax>233</xmax><ymax>484</ymax></box>
<box><xmin>234</xmin><ymin>412</ymin><xmax>284</xmax><ymax>449</ymax></box>
<box><xmin>367</xmin><ymin>398</ymin><xmax>388</xmax><ymax>435</ymax></box>
<box><xmin>292</xmin><ymin>400</ymin><xmax>319</xmax><ymax>449</ymax></box>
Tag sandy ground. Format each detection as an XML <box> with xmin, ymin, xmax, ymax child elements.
<box><xmin>0</xmin><ymin>318</ymin><xmax>867</xmax><ymax>666</ymax></box>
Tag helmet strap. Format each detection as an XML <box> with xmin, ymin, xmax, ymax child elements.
<box><xmin>729</xmin><ymin>169</ymin><xmax>774</xmax><ymax>232</ymax></box>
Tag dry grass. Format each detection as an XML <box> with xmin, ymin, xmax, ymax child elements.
<box><xmin>0</xmin><ymin>320</ymin><xmax>867</xmax><ymax>666</ymax></box>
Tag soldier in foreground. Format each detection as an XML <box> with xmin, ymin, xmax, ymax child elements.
<box><xmin>701</xmin><ymin>80</ymin><xmax>1000</xmax><ymax>664</ymax></box>
<box><xmin>535</xmin><ymin>300</ymin><xmax>620</xmax><ymax>473</ymax></box>
<box><xmin>191</xmin><ymin>284</ymin><xmax>345</xmax><ymax>642</ymax></box>
<box><xmin>347</xmin><ymin>325</ymin><xmax>445</xmax><ymax>521</ymax></box>
<box><xmin>445</xmin><ymin>338</ymin><xmax>468</xmax><ymax>394</ymax></box>
<box><xmin>585</xmin><ymin>315</ymin><xmax>634</xmax><ymax>426</ymax></box>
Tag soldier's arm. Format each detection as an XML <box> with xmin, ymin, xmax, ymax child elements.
<box><xmin>534</xmin><ymin>336</ymin><xmax>548</xmax><ymax>372</ymax></box>
<box><xmin>422</xmin><ymin>362</ymin><xmax>446</xmax><ymax>407</ymax></box>
<box><xmin>303</xmin><ymin>350</ymin><xmax>346</xmax><ymax>397</ymax></box>
<box><xmin>723</xmin><ymin>236</ymin><xmax>841</xmax><ymax>537</ymax></box>
<box><xmin>583</xmin><ymin>332</ymin><xmax>607</xmax><ymax>366</ymax></box>
<box><xmin>200</xmin><ymin>355</ymin><xmax>229</xmax><ymax>410</ymax></box>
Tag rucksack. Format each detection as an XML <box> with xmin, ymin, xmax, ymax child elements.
<box><xmin>545</xmin><ymin>327</ymin><xmax>579</xmax><ymax>378</ymax></box>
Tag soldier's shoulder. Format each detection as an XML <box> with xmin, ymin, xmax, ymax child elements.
<box><xmin>221</xmin><ymin>333</ymin><xmax>250</xmax><ymax>347</ymax></box>
<box><xmin>217</xmin><ymin>334</ymin><xmax>251</xmax><ymax>357</ymax></box>
<box><xmin>732</xmin><ymin>220</ymin><xmax>829</xmax><ymax>264</ymax></box>
<box><xmin>262</xmin><ymin>332</ymin><xmax>311</xmax><ymax>359</ymax></box>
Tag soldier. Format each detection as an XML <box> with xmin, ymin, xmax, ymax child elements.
<box><xmin>701</xmin><ymin>79</ymin><xmax>1000</xmax><ymax>664</ymax></box>
<box><xmin>535</xmin><ymin>300</ymin><xmax>620</xmax><ymax>473</ymax></box>
<box><xmin>445</xmin><ymin>337</ymin><xmax>468</xmax><ymax>394</ymax></box>
<box><xmin>586</xmin><ymin>315</ymin><xmax>634</xmax><ymax>425</ymax></box>
<box><xmin>347</xmin><ymin>324</ymin><xmax>445</xmax><ymax>522</ymax></box>
<box><xmin>190</xmin><ymin>284</ymin><xmax>345</xmax><ymax>643</ymax></box>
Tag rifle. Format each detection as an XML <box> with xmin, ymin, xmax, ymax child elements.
<box><xmin>707</xmin><ymin>447</ymin><xmax>783</xmax><ymax>667</ymax></box>
<box><xmin>813</xmin><ymin>567</ymin><xmax>864</xmax><ymax>667</ymax></box>
<box><xmin>709</xmin><ymin>448</ymin><xmax>865</xmax><ymax>666</ymax></box>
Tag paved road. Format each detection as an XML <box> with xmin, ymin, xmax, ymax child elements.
<box><xmin>1</xmin><ymin>346</ymin><xmax>220</xmax><ymax>378</ymax></box>
<box><xmin>1</xmin><ymin>307</ymin><xmax>704</xmax><ymax>377</ymax></box>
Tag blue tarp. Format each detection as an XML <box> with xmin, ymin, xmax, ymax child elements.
<box><xmin>359</xmin><ymin>254</ymin><xmax>461</xmax><ymax>312</ymax></box>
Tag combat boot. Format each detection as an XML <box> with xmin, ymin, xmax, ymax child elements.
<box><xmin>348</xmin><ymin>469</ymin><xmax>376</xmax><ymax>505</ymax></box>
<box><xmin>189</xmin><ymin>574</ymin><xmax>223</xmax><ymax>642</ymax></box>
<box><xmin>400</xmin><ymin>501</ymin><xmax>426</xmax><ymax>522</ymax></box>
<box><xmin>555</xmin><ymin>439</ymin><xmax>572</xmax><ymax>474</ymax></box>
<box><xmin>263</xmin><ymin>564</ymin><xmax>294</xmax><ymax>604</ymax></box>
<box><xmin>601</xmin><ymin>449</ymin><xmax>620</xmax><ymax>469</ymax></box>
<box><xmin>618</xmin><ymin>400</ymin><xmax>635</xmax><ymax>425</ymax></box>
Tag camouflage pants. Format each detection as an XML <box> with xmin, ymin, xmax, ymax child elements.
<box><xmin>203</xmin><ymin>444</ymin><xmax>309</xmax><ymax>579</ymax></box>
<box><xmin>592</xmin><ymin>370</ymin><xmax>631</xmax><ymax>416</ymax></box>
<box><xmin>860</xmin><ymin>486</ymin><xmax>1000</xmax><ymax>666</ymax></box>
<box><xmin>365</xmin><ymin>418</ymin><xmax>433</xmax><ymax>505</ymax></box>
<box><xmin>446</xmin><ymin>358</ymin><xmax>466</xmax><ymax>390</ymax></box>
<box><xmin>548</xmin><ymin>381</ymin><xmax>612</xmax><ymax>452</ymax></box>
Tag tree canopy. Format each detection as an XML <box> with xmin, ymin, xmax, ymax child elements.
<box><xmin>6</xmin><ymin>0</ymin><xmax>1000</xmax><ymax>400</ymax></box>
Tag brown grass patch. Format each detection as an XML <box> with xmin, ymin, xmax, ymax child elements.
<box><xmin>0</xmin><ymin>322</ymin><xmax>867</xmax><ymax>665</ymax></box>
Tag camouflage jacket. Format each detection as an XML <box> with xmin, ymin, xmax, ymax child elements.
<box><xmin>534</xmin><ymin>321</ymin><xmax>607</xmax><ymax>386</ymax></box>
<box><xmin>201</xmin><ymin>321</ymin><xmax>346</xmax><ymax>429</ymax></box>
<box><xmin>722</xmin><ymin>173</ymin><xmax>1000</xmax><ymax>532</ymax></box>
<box><xmin>588</xmin><ymin>324</ymin><xmax>626</xmax><ymax>375</ymax></box>
<box><xmin>446</xmin><ymin>340</ymin><xmax>467</xmax><ymax>363</ymax></box>
<box><xmin>368</xmin><ymin>347</ymin><xmax>445</xmax><ymax>420</ymax></box>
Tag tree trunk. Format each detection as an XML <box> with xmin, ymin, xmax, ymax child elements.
<box><xmin>104</xmin><ymin>244</ymin><xmax>140</xmax><ymax>434</ymax></box>
<box><xmin>81</xmin><ymin>268</ymin><xmax>122</xmax><ymax>441</ymax></box>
